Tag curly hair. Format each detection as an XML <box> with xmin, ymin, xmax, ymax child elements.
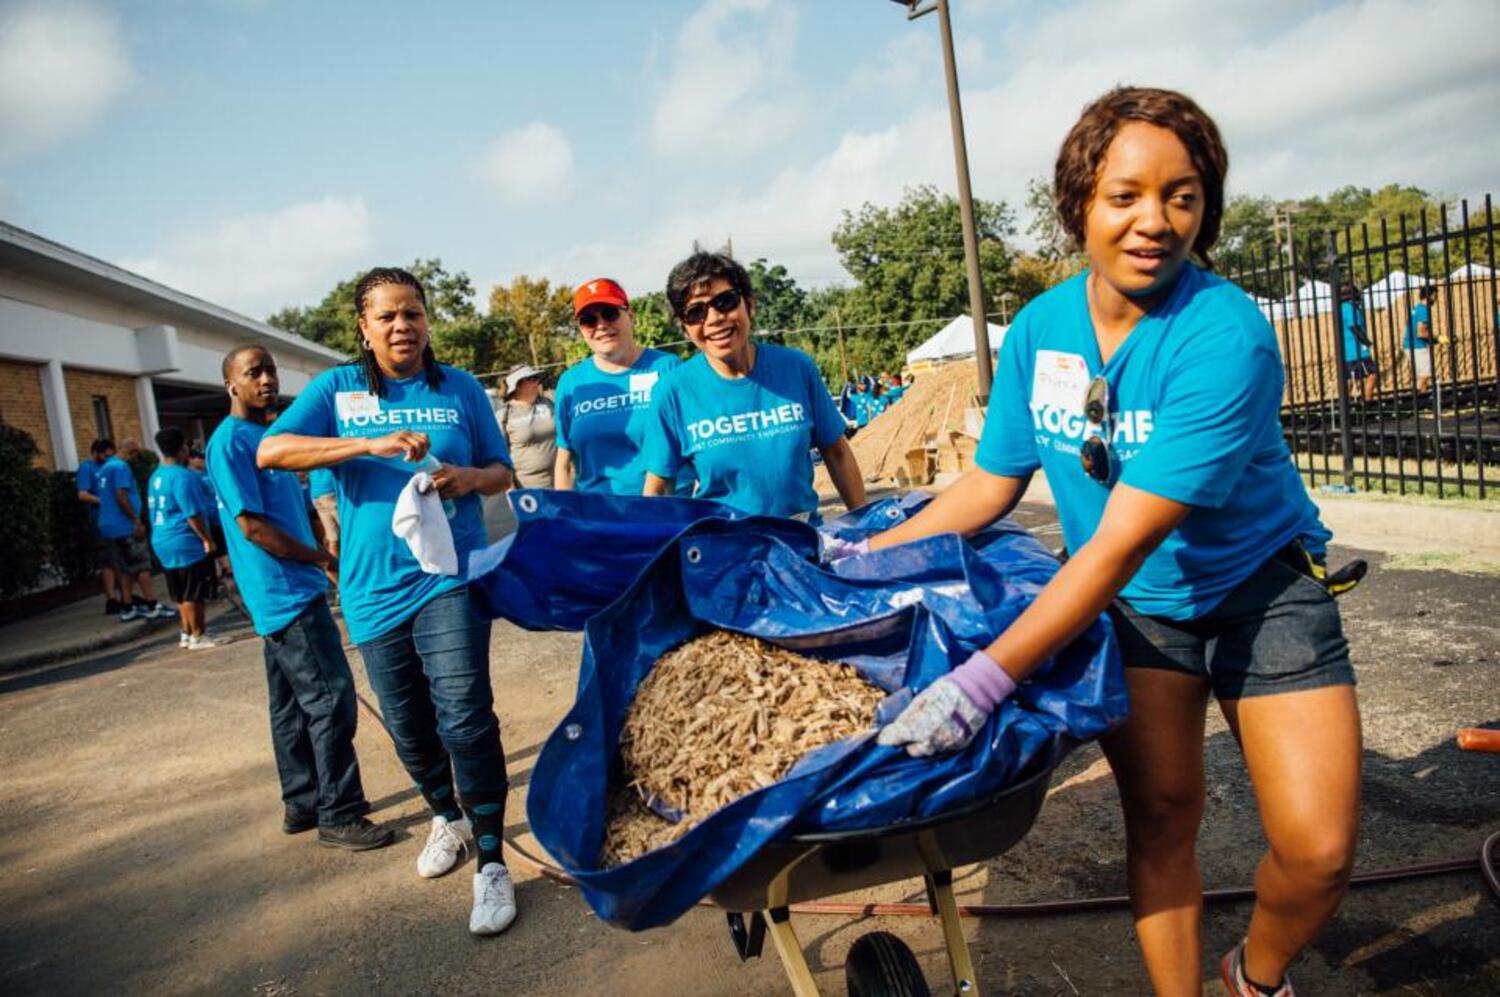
<box><xmin>1053</xmin><ymin>86</ymin><xmax>1228</xmax><ymax>268</ymax></box>
<box><xmin>665</xmin><ymin>251</ymin><xmax>754</xmax><ymax>320</ymax></box>
<box><xmin>351</xmin><ymin>266</ymin><xmax>443</xmax><ymax>397</ymax></box>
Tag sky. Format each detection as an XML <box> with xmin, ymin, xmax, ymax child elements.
<box><xmin>2</xmin><ymin>0</ymin><xmax>1498</xmax><ymax>321</ymax></box>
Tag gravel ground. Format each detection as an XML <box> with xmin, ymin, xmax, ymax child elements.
<box><xmin>0</xmin><ymin>501</ymin><xmax>1495</xmax><ymax>996</ymax></box>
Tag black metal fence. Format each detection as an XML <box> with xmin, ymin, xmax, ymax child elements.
<box><xmin>1223</xmin><ymin>196</ymin><xmax>1500</xmax><ymax>499</ymax></box>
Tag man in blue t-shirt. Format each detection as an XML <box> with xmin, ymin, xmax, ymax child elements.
<box><xmin>206</xmin><ymin>345</ymin><xmax>391</xmax><ymax>851</ymax></box>
<box><xmin>96</xmin><ymin>440</ymin><xmax>170</xmax><ymax>622</ymax></box>
<box><xmin>76</xmin><ymin>438</ymin><xmax>122</xmax><ymax>615</ymax></box>
<box><xmin>554</xmin><ymin>278</ymin><xmax>685</xmax><ymax>495</ymax></box>
<box><xmin>1340</xmin><ymin>293</ymin><xmax>1377</xmax><ymax>402</ymax></box>
<box><xmin>149</xmin><ymin>427</ymin><xmax>218</xmax><ymax>649</ymax></box>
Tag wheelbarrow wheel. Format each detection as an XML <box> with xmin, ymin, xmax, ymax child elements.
<box><xmin>845</xmin><ymin>931</ymin><xmax>930</xmax><ymax>997</ymax></box>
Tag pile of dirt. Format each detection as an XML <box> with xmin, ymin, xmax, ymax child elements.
<box><xmin>848</xmin><ymin>362</ymin><xmax>981</xmax><ymax>483</ymax></box>
<box><xmin>598</xmin><ymin>630</ymin><xmax>885</xmax><ymax>867</ymax></box>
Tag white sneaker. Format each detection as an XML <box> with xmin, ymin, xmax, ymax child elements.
<box><xmin>187</xmin><ymin>634</ymin><xmax>218</xmax><ymax>650</ymax></box>
<box><xmin>469</xmin><ymin>862</ymin><xmax>516</xmax><ymax>936</ymax></box>
<box><xmin>179</xmin><ymin>631</ymin><xmax>190</xmax><ymax>648</ymax></box>
<box><xmin>416</xmin><ymin>815</ymin><xmax>472</xmax><ymax>878</ymax></box>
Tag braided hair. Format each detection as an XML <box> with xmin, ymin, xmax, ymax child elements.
<box><xmin>351</xmin><ymin>266</ymin><xmax>445</xmax><ymax>398</ymax></box>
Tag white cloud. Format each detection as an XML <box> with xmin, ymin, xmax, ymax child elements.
<box><xmin>566</xmin><ymin>0</ymin><xmax>1500</xmax><ymax>294</ymax></box>
<box><xmin>473</xmin><ymin>122</ymin><xmax>575</xmax><ymax>206</ymax></box>
<box><xmin>122</xmin><ymin>196</ymin><xmax>373</xmax><ymax>317</ymax></box>
<box><xmin>0</xmin><ymin>0</ymin><xmax>135</xmax><ymax>161</ymax></box>
<box><xmin>649</xmin><ymin>0</ymin><xmax>805</xmax><ymax>160</ymax></box>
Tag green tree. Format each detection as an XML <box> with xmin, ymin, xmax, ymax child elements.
<box><xmin>628</xmin><ymin>291</ymin><xmax>691</xmax><ymax>358</ymax></box>
<box><xmin>1024</xmin><ymin>177</ymin><xmax>1081</xmax><ymax>265</ymax></box>
<box><xmin>830</xmin><ymin>184</ymin><xmax>1019</xmax><ymax>375</ymax></box>
<box><xmin>747</xmin><ymin>258</ymin><xmax>808</xmax><ymax>335</ymax></box>
<box><xmin>487</xmin><ymin>276</ymin><xmax>575</xmax><ymax>369</ymax></box>
<box><xmin>0</xmin><ymin>426</ymin><xmax>51</xmax><ymax>601</ymax></box>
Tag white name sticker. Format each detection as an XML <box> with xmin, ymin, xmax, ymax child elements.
<box><xmin>335</xmin><ymin>390</ymin><xmax>381</xmax><ymax>421</ymax></box>
<box><xmin>628</xmin><ymin>372</ymin><xmax>660</xmax><ymax>395</ymax></box>
<box><xmin>1031</xmin><ymin>350</ymin><xmax>1091</xmax><ymax>413</ymax></box>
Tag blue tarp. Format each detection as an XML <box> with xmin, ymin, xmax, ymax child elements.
<box><xmin>468</xmin><ymin>491</ymin><xmax>1124</xmax><ymax>930</ymax></box>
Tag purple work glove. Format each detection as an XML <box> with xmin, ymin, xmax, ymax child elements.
<box><xmin>876</xmin><ymin>649</ymin><xmax>1017</xmax><ymax>757</ymax></box>
<box><xmin>820</xmin><ymin>535</ymin><xmax>870</xmax><ymax>564</ymax></box>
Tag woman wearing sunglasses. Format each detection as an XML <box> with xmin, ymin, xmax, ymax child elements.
<box><xmin>554</xmin><ymin>278</ymin><xmax>683</xmax><ymax>495</ymax></box>
<box><xmin>641</xmin><ymin>251</ymin><xmax>866</xmax><ymax>519</ymax></box>
<box><xmin>868</xmin><ymin>88</ymin><xmax>1358</xmax><ymax>997</ymax></box>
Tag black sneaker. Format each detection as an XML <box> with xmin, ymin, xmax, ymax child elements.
<box><xmin>282</xmin><ymin>807</ymin><xmax>318</xmax><ymax>835</ymax></box>
<box><xmin>317</xmin><ymin>817</ymin><xmax>395</xmax><ymax>852</ymax></box>
<box><xmin>105</xmin><ymin>598</ymin><xmax>121</xmax><ymax>615</ymax></box>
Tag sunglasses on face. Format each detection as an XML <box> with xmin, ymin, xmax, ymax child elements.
<box><xmin>680</xmin><ymin>289</ymin><xmax>742</xmax><ymax>327</ymax></box>
<box><xmin>577</xmin><ymin>304</ymin><xmax>621</xmax><ymax>328</ymax></box>
<box><xmin>1079</xmin><ymin>375</ymin><xmax>1117</xmax><ymax>485</ymax></box>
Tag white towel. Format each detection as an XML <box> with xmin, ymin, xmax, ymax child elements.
<box><xmin>392</xmin><ymin>472</ymin><xmax>458</xmax><ymax>576</ymax></box>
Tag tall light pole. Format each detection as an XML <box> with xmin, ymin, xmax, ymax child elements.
<box><xmin>893</xmin><ymin>0</ymin><xmax>992</xmax><ymax>402</ymax></box>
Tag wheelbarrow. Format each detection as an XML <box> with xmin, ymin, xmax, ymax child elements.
<box><xmin>710</xmin><ymin>757</ymin><xmax>1056</xmax><ymax>996</ymax></box>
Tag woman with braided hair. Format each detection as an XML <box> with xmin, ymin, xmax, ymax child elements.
<box><xmin>257</xmin><ymin>266</ymin><xmax>519</xmax><ymax>937</ymax></box>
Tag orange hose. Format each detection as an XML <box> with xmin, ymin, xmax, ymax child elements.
<box><xmin>1457</xmin><ymin>728</ymin><xmax>1500</xmax><ymax>753</ymax></box>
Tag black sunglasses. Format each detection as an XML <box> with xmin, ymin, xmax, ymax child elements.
<box><xmin>680</xmin><ymin>289</ymin><xmax>742</xmax><ymax>327</ymax></box>
<box><xmin>1079</xmin><ymin>375</ymin><xmax>1116</xmax><ymax>485</ymax></box>
<box><xmin>578</xmin><ymin>304</ymin><xmax>621</xmax><ymax>328</ymax></box>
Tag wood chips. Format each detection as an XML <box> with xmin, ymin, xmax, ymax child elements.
<box><xmin>598</xmin><ymin>630</ymin><xmax>885</xmax><ymax>867</ymax></box>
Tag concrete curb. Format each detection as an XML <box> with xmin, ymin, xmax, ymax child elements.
<box><xmin>0</xmin><ymin>615</ymin><xmax>179</xmax><ymax>675</ymax></box>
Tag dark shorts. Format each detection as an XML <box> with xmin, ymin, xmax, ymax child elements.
<box><xmin>1108</xmin><ymin>552</ymin><xmax>1355</xmax><ymax>700</ymax></box>
<box><xmin>102</xmin><ymin>535</ymin><xmax>151</xmax><ymax>575</ymax></box>
<box><xmin>165</xmin><ymin>557</ymin><xmax>218</xmax><ymax>604</ymax></box>
<box><xmin>1345</xmin><ymin>357</ymin><xmax>1378</xmax><ymax>379</ymax></box>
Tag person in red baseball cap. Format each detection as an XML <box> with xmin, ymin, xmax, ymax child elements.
<box><xmin>553</xmin><ymin>278</ymin><xmax>687</xmax><ymax>494</ymax></box>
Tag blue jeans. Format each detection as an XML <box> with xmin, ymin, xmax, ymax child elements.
<box><xmin>263</xmin><ymin>595</ymin><xmax>368</xmax><ymax>825</ymax></box>
<box><xmin>356</xmin><ymin>587</ymin><xmax>508</xmax><ymax>811</ymax></box>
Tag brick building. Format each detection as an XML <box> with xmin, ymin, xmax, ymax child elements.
<box><xmin>0</xmin><ymin>221</ymin><xmax>345</xmax><ymax>470</ymax></box>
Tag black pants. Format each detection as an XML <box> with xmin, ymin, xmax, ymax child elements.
<box><xmin>263</xmin><ymin>595</ymin><xmax>369</xmax><ymax>824</ymax></box>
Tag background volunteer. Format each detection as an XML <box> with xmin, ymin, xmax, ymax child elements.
<box><xmin>553</xmin><ymin>277</ymin><xmax>682</xmax><ymax>494</ymax></box>
<box><xmin>95</xmin><ymin>440</ymin><xmax>170</xmax><ymax>622</ymax></box>
<box><xmin>76</xmin><ymin>439</ymin><xmax>120</xmax><ymax>615</ymax></box>
<box><xmin>148</xmin><ymin>427</ymin><xmax>218</xmax><ymax>649</ymax></box>
<box><xmin>497</xmin><ymin>364</ymin><xmax>556</xmax><ymax>489</ymax></box>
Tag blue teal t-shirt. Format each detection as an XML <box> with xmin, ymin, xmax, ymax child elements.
<box><xmin>76</xmin><ymin>460</ymin><xmax>97</xmax><ymax>497</ymax></box>
<box><xmin>147</xmin><ymin>464</ymin><xmax>209</xmax><ymax>570</ymax></box>
<box><xmin>555</xmin><ymin>349</ymin><xmax>681</xmax><ymax>495</ymax></box>
<box><xmin>95</xmin><ymin>456</ymin><xmax>140</xmax><ymax>539</ymax></box>
<box><xmin>206</xmin><ymin>417</ymin><xmax>327</xmax><ymax>635</ymax></box>
<box><xmin>309</xmin><ymin>468</ymin><xmax>337</xmax><ymax>500</ymax></box>
<box><xmin>1341</xmin><ymin>301</ymin><xmax>1372</xmax><ymax>361</ymax></box>
<box><xmin>265</xmin><ymin>364</ymin><xmax>511</xmax><ymax>644</ymax></box>
<box><xmin>76</xmin><ymin>459</ymin><xmax>101</xmax><ymax>529</ymax></box>
<box><xmin>975</xmin><ymin>266</ymin><xmax>1330</xmax><ymax>621</ymax></box>
<box><xmin>193</xmin><ymin>469</ymin><xmax>218</xmax><ymax>520</ymax></box>
<box><xmin>644</xmin><ymin>342</ymin><xmax>846</xmax><ymax>519</ymax></box>
<box><xmin>1403</xmin><ymin>303</ymin><xmax>1431</xmax><ymax>350</ymax></box>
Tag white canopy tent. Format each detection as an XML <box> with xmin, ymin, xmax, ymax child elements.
<box><xmin>1448</xmin><ymin>263</ymin><xmax>1495</xmax><ymax>280</ymax></box>
<box><xmin>905</xmin><ymin>315</ymin><xmax>1008</xmax><ymax>366</ymax></box>
<box><xmin>1362</xmin><ymin>269</ymin><xmax>1420</xmax><ymax>311</ymax></box>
